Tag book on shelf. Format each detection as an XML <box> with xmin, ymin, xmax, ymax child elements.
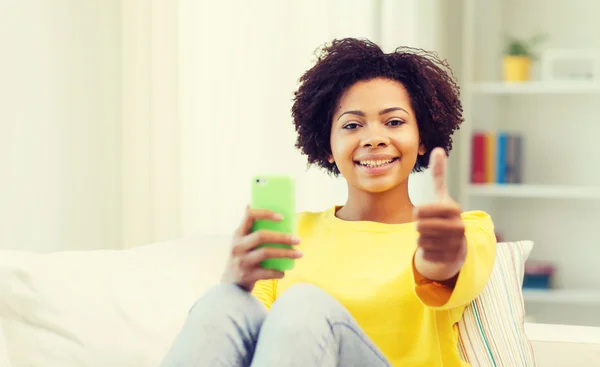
<box><xmin>471</xmin><ymin>131</ymin><xmax>523</xmax><ymax>184</ymax></box>
<box><xmin>523</xmin><ymin>261</ymin><xmax>555</xmax><ymax>290</ymax></box>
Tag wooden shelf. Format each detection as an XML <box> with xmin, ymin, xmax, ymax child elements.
<box><xmin>467</xmin><ymin>184</ymin><xmax>600</xmax><ymax>200</ymax></box>
<box><xmin>471</xmin><ymin>81</ymin><xmax>600</xmax><ymax>95</ymax></box>
<box><xmin>523</xmin><ymin>289</ymin><xmax>600</xmax><ymax>305</ymax></box>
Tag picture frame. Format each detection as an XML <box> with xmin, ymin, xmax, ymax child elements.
<box><xmin>540</xmin><ymin>48</ymin><xmax>600</xmax><ymax>82</ymax></box>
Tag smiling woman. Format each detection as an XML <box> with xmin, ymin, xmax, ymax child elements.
<box><xmin>162</xmin><ymin>38</ymin><xmax>496</xmax><ymax>367</ymax></box>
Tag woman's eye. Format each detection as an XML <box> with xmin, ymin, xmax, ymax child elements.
<box><xmin>387</xmin><ymin>119</ymin><xmax>404</xmax><ymax>127</ymax></box>
<box><xmin>343</xmin><ymin>123</ymin><xmax>360</xmax><ymax>130</ymax></box>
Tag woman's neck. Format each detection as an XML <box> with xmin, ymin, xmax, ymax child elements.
<box><xmin>335</xmin><ymin>181</ymin><xmax>415</xmax><ymax>224</ymax></box>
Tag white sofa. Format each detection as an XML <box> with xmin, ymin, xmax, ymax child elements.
<box><xmin>0</xmin><ymin>235</ymin><xmax>599</xmax><ymax>366</ymax></box>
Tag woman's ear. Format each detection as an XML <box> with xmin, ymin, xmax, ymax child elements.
<box><xmin>328</xmin><ymin>155</ymin><xmax>334</xmax><ymax>163</ymax></box>
<box><xmin>418</xmin><ymin>143</ymin><xmax>426</xmax><ymax>156</ymax></box>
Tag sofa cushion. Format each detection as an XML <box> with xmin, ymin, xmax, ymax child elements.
<box><xmin>0</xmin><ymin>319</ymin><xmax>12</xmax><ymax>367</ymax></box>
<box><xmin>458</xmin><ymin>240</ymin><xmax>537</xmax><ymax>366</ymax></box>
<box><xmin>0</xmin><ymin>235</ymin><xmax>231</xmax><ymax>367</ymax></box>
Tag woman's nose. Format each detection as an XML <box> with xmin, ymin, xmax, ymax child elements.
<box><xmin>361</xmin><ymin>127</ymin><xmax>390</xmax><ymax>148</ymax></box>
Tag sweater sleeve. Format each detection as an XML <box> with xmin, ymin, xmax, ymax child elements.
<box><xmin>412</xmin><ymin>210</ymin><xmax>497</xmax><ymax>310</ymax></box>
<box><xmin>251</xmin><ymin>279</ymin><xmax>278</xmax><ymax>309</ymax></box>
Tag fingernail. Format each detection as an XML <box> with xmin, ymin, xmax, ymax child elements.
<box><xmin>291</xmin><ymin>235</ymin><xmax>302</xmax><ymax>244</ymax></box>
<box><xmin>294</xmin><ymin>250</ymin><xmax>304</xmax><ymax>257</ymax></box>
<box><xmin>274</xmin><ymin>213</ymin><xmax>284</xmax><ymax>220</ymax></box>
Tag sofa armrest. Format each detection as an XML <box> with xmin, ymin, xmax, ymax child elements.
<box><xmin>524</xmin><ymin>323</ymin><xmax>600</xmax><ymax>366</ymax></box>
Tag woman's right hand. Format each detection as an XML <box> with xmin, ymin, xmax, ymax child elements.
<box><xmin>221</xmin><ymin>206</ymin><xmax>303</xmax><ymax>292</ymax></box>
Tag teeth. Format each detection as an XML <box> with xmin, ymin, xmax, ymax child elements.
<box><xmin>359</xmin><ymin>159</ymin><xmax>394</xmax><ymax>167</ymax></box>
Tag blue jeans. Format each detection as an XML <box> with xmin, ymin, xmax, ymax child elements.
<box><xmin>160</xmin><ymin>283</ymin><xmax>392</xmax><ymax>367</ymax></box>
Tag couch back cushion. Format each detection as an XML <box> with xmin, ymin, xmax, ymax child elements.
<box><xmin>0</xmin><ymin>236</ymin><xmax>231</xmax><ymax>367</ymax></box>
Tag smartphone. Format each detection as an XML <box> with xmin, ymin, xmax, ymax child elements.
<box><xmin>250</xmin><ymin>175</ymin><xmax>296</xmax><ymax>272</ymax></box>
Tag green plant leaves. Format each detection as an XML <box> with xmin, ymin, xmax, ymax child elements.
<box><xmin>504</xmin><ymin>33</ymin><xmax>548</xmax><ymax>58</ymax></box>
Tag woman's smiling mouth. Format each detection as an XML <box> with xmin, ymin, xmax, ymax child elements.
<box><xmin>354</xmin><ymin>156</ymin><xmax>399</xmax><ymax>174</ymax></box>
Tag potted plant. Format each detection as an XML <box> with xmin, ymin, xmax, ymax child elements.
<box><xmin>503</xmin><ymin>34</ymin><xmax>547</xmax><ymax>82</ymax></box>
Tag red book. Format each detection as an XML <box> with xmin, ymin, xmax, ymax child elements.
<box><xmin>471</xmin><ymin>132</ymin><xmax>486</xmax><ymax>183</ymax></box>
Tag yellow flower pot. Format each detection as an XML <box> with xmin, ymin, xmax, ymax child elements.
<box><xmin>503</xmin><ymin>55</ymin><xmax>531</xmax><ymax>82</ymax></box>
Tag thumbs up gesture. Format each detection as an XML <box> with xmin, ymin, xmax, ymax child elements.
<box><xmin>414</xmin><ymin>147</ymin><xmax>467</xmax><ymax>283</ymax></box>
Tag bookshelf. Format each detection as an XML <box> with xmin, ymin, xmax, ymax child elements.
<box><xmin>458</xmin><ymin>0</ymin><xmax>600</xmax><ymax>327</ymax></box>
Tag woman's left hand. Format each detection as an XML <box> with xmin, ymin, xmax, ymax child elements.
<box><xmin>414</xmin><ymin>147</ymin><xmax>467</xmax><ymax>282</ymax></box>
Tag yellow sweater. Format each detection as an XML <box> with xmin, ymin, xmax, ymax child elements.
<box><xmin>252</xmin><ymin>206</ymin><xmax>496</xmax><ymax>367</ymax></box>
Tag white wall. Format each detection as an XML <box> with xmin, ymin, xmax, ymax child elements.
<box><xmin>121</xmin><ymin>0</ymin><xmax>181</xmax><ymax>249</ymax></box>
<box><xmin>0</xmin><ymin>0</ymin><xmax>448</xmax><ymax>251</ymax></box>
<box><xmin>0</xmin><ymin>1</ymin><xmax>122</xmax><ymax>252</ymax></box>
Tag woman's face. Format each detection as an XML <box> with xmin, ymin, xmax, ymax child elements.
<box><xmin>329</xmin><ymin>78</ymin><xmax>425</xmax><ymax>193</ymax></box>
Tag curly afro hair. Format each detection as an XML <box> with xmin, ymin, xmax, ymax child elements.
<box><xmin>291</xmin><ymin>38</ymin><xmax>463</xmax><ymax>175</ymax></box>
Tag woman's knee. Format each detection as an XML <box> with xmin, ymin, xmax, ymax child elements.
<box><xmin>188</xmin><ymin>283</ymin><xmax>267</xmax><ymax>326</ymax></box>
<box><xmin>267</xmin><ymin>283</ymin><xmax>350</xmax><ymax>326</ymax></box>
<box><xmin>275</xmin><ymin>283</ymin><xmax>335</xmax><ymax>305</ymax></box>
<box><xmin>162</xmin><ymin>284</ymin><xmax>267</xmax><ymax>366</ymax></box>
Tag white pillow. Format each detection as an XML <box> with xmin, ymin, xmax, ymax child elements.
<box><xmin>0</xmin><ymin>235</ymin><xmax>231</xmax><ymax>367</ymax></box>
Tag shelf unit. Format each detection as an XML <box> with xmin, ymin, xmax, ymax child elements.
<box><xmin>459</xmin><ymin>0</ymin><xmax>600</xmax><ymax>327</ymax></box>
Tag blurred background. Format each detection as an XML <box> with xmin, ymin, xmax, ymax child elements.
<box><xmin>1</xmin><ymin>0</ymin><xmax>599</xmax><ymax>326</ymax></box>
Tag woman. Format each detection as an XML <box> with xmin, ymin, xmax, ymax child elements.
<box><xmin>161</xmin><ymin>38</ymin><xmax>496</xmax><ymax>367</ymax></box>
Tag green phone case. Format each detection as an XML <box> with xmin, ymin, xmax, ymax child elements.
<box><xmin>250</xmin><ymin>175</ymin><xmax>296</xmax><ymax>272</ymax></box>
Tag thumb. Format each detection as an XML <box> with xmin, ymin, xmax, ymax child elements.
<box><xmin>429</xmin><ymin>147</ymin><xmax>449</xmax><ymax>201</ymax></box>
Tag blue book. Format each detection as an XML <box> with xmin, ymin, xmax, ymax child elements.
<box><xmin>505</xmin><ymin>134</ymin><xmax>522</xmax><ymax>184</ymax></box>
<box><xmin>496</xmin><ymin>132</ymin><xmax>508</xmax><ymax>184</ymax></box>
